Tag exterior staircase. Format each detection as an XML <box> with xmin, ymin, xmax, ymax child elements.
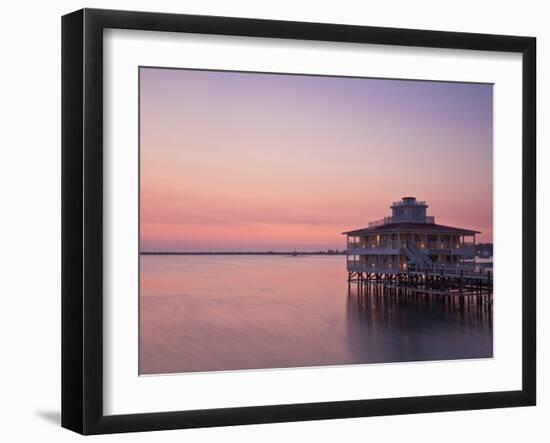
<box><xmin>403</xmin><ymin>243</ymin><xmax>432</xmax><ymax>266</ymax></box>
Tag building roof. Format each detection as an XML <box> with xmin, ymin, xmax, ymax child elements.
<box><xmin>342</xmin><ymin>222</ymin><xmax>480</xmax><ymax>236</ymax></box>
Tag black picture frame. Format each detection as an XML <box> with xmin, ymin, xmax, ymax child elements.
<box><xmin>61</xmin><ymin>8</ymin><xmax>536</xmax><ymax>435</ymax></box>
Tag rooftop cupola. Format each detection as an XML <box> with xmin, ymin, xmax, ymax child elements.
<box><xmin>390</xmin><ymin>197</ymin><xmax>430</xmax><ymax>223</ymax></box>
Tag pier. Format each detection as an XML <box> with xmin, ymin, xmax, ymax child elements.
<box><xmin>347</xmin><ymin>263</ymin><xmax>492</xmax><ymax>297</ymax></box>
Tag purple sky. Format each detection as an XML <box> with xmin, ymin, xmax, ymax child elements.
<box><xmin>140</xmin><ymin>68</ymin><xmax>493</xmax><ymax>251</ymax></box>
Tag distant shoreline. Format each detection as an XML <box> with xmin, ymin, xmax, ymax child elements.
<box><xmin>140</xmin><ymin>251</ymin><xmax>346</xmax><ymax>256</ymax></box>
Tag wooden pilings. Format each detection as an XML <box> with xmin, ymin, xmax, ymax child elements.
<box><xmin>347</xmin><ymin>268</ymin><xmax>493</xmax><ymax>306</ymax></box>
<box><xmin>348</xmin><ymin>282</ymin><xmax>493</xmax><ymax>319</ymax></box>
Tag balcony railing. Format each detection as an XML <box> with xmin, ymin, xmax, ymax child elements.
<box><xmin>422</xmin><ymin>242</ymin><xmax>476</xmax><ymax>249</ymax></box>
<box><xmin>347</xmin><ymin>241</ymin><xmax>475</xmax><ymax>253</ymax></box>
<box><xmin>346</xmin><ymin>261</ymin><xmax>489</xmax><ymax>277</ymax></box>
<box><xmin>346</xmin><ymin>261</ymin><xmax>403</xmax><ymax>273</ymax></box>
<box><xmin>408</xmin><ymin>262</ymin><xmax>477</xmax><ymax>273</ymax></box>
<box><xmin>348</xmin><ymin>241</ymin><xmax>402</xmax><ymax>251</ymax></box>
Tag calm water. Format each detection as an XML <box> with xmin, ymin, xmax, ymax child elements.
<box><xmin>140</xmin><ymin>255</ymin><xmax>492</xmax><ymax>374</ymax></box>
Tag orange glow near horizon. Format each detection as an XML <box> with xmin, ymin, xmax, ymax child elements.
<box><xmin>140</xmin><ymin>68</ymin><xmax>493</xmax><ymax>251</ymax></box>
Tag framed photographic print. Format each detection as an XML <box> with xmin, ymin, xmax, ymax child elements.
<box><xmin>61</xmin><ymin>8</ymin><xmax>536</xmax><ymax>435</ymax></box>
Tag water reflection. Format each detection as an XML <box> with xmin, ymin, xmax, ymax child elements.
<box><xmin>140</xmin><ymin>255</ymin><xmax>493</xmax><ymax>375</ymax></box>
<box><xmin>346</xmin><ymin>284</ymin><xmax>493</xmax><ymax>363</ymax></box>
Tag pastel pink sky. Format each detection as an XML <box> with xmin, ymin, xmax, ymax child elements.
<box><xmin>140</xmin><ymin>68</ymin><xmax>493</xmax><ymax>251</ymax></box>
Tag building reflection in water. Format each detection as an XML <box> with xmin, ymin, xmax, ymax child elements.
<box><xmin>345</xmin><ymin>283</ymin><xmax>493</xmax><ymax>364</ymax></box>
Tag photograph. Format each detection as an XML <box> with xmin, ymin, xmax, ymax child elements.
<box><xmin>55</xmin><ymin>4</ymin><xmax>538</xmax><ymax>437</ymax></box>
<box><xmin>138</xmin><ymin>67</ymin><xmax>494</xmax><ymax>375</ymax></box>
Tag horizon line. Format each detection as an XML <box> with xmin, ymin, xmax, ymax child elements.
<box><xmin>140</xmin><ymin>250</ymin><xmax>346</xmax><ymax>256</ymax></box>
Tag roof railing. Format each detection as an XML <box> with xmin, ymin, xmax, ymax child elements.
<box><xmin>391</xmin><ymin>200</ymin><xmax>427</xmax><ymax>207</ymax></box>
<box><xmin>368</xmin><ymin>216</ymin><xmax>393</xmax><ymax>227</ymax></box>
<box><xmin>367</xmin><ymin>215</ymin><xmax>435</xmax><ymax>227</ymax></box>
